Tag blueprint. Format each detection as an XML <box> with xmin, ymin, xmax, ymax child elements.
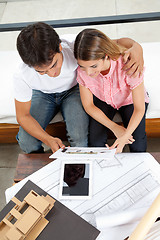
<box><xmin>5</xmin><ymin>151</ymin><xmax>160</xmax><ymax>240</ymax></box>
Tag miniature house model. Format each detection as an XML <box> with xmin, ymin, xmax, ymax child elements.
<box><xmin>0</xmin><ymin>190</ymin><xmax>56</xmax><ymax>240</ymax></box>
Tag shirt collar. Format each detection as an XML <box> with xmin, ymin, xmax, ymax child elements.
<box><xmin>100</xmin><ymin>58</ymin><xmax>117</xmax><ymax>78</ymax></box>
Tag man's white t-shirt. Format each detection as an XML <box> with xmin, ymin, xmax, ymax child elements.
<box><xmin>13</xmin><ymin>35</ymin><xmax>78</xmax><ymax>102</ymax></box>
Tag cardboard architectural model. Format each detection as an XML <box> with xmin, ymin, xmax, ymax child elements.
<box><xmin>1</xmin><ymin>180</ymin><xmax>100</xmax><ymax>240</ymax></box>
<box><xmin>0</xmin><ymin>190</ymin><xmax>55</xmax><ymax>240</ymax></box>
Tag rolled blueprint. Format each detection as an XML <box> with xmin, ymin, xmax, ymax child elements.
<box><xmin>95</xmin><ymin>208</ymin><xmax>148</xmax><ymax>229</ymax></box>
<box><xmin>144</xmin><ymin>220</ymin><xmax>160</xmax><ymax>240</ymax></box>
<box><xmin>128</xmin><ymin>192</ymin><xmax>160</xmax><ymax>240</ymax></box>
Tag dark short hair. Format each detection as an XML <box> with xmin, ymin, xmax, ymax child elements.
<box><xmin>17</xmin><ymin>22</ymin><xmax>61</xmax><ymax>67</ymax></box>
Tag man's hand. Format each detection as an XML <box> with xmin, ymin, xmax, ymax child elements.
<box><xmin>122</xmin><ymin>42</ymin><xmax>144</xmax><ymax>78</ymax></box>
<box><xmin>46</xmin><ymin>136</ymin><xmax>65</xmax><ymax>153</ymax></box>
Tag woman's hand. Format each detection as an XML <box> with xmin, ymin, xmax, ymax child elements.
<box><xmin>109</xmin><ymin>124</ymin><xmax>135</xmax><ymax>153</ymax></box>
<box><xmin>112</xmin><ymin>124</ymin><xmax>133</xmax><ymax>140</ymax></box>
<box><xmin>109</xmin><ymin>133</ymin><xmax>135</xmax><ymax>154</ymax></box>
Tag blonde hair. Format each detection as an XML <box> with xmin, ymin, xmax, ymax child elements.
<box><xmin>74</xmin><ymin>28</ymin><xmax>126</xmax><ymax>61</ymax></box>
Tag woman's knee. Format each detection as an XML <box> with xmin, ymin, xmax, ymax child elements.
<box><xmin>129</xmin><ymin>135</ymin><xmax>147</xmax><ymax>152</ymax></box>
<box><xmin>89</xmin><ymin>122</ymin><xmax>108</xmax><ymax>147</ymax></box>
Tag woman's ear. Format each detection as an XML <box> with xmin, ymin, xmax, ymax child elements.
<box><xmin>59</xmin><ymin>43</ymin><xmax>62</xmax><ymax>52</ymax></box>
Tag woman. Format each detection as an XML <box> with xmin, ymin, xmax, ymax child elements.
<box><xmin>74</xmin><ymin>29</ymin><xmax>149</xmax><ymax>153</ymax></box>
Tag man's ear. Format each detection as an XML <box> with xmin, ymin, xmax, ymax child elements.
<box><xmin>59</xmin><ymin>43</ymin><xmax>62</xmax><ymax>52</ymax></box>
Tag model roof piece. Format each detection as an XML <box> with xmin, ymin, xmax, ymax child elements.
<box><xmin>0</xmin><ymin>190</ymin><xmax>56</xmax><ymax>240</ymax></box>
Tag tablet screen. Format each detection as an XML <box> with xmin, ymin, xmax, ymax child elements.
<box><xmin>59</xmin><ymin>160</ymin><xmax>92</xmax><ymax>200</ymax></box>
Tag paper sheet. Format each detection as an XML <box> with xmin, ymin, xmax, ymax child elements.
<box><xmin>95</xmin><ymin>207</ymin><xmax>148</xmax><ymax>228</ymax></box>
<box><xmin>49</xmin><ymin>147</ymin><xmax>116</xmax><ymax>160</ymax></box>
<box><xmin>144</xmin><ymin>221</ymin><xmax>160</xmax><ymax>240</ymax></box>
<box><xmin>5</xmin><ymin>151</ymin><xmax>160</xmax><ymax>240</ymax></box>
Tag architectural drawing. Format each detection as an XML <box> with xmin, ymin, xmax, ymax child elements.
<box><xmin>96</xmin><ymin>155</ymin><xmax>122</xmax><ymax>168</ymax></box>
<box><xmin>5</xmin><ymin>152</ymin><xmax>160</xmax><ymax>240</ymax></box>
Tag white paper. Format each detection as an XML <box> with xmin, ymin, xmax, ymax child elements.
<box><xmin>144</xmin><ymin>221</ymin><xmax>160</xmax><ymax>240</ymax></box>
<box><xmin>95</xmin><ymin>207</ymin><xmax>148</xmax><ymax>228</ymax></box>
<box><xmin>5</xmin><ymin>151</ymin><xmax>160</xmax><ymax>240</ymax></box>
<box><xmin>49</xmin><ymin>147</ymin><xmax>116</xmax><ymax>160</ymax></box>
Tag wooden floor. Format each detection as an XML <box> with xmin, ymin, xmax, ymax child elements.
<box><xmin>0</xmin><ymin>118</ymin><xmax>160</xmax><ymax>143</ymax></box>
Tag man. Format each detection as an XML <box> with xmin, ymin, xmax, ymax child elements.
<box><xmin>13</xmin><ymin>22</ymin><xmax>144</xmax><ymax>153</ymax></box>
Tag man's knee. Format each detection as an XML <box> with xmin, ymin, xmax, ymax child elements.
<box><xmin>17</xmin><ymin>127</ymin><xmax>43</xmax><ymax>153</ymax></box>
<box><xmin>67</xmin><ymin>127</ymin><xmax>88</xmax><ymax>147</ymax></box>
<box><xmin>65</xmin><ymin>109</ymin><xmax>89</xmax><ymax>147</ymax></box>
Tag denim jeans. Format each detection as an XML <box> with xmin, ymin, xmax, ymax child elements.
<box><xmin>89</xmin><ymin>95</ymin><xmax>148</xmax><ymax>152</ymax></box>
<box><xmin>17</xmin><ymin>84</ymin><xmax>89</xmax><ymax>153</ymax></box>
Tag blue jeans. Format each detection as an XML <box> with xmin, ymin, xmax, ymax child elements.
<box><xmin>89</xmin><ymin>95</ymin><xmax>148</xmax><ymax>152</ymax></box>
<box><xmin>17</xmin><ymin>84</ymin><xmax>89</xmax><ymax>153</ymax></box>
